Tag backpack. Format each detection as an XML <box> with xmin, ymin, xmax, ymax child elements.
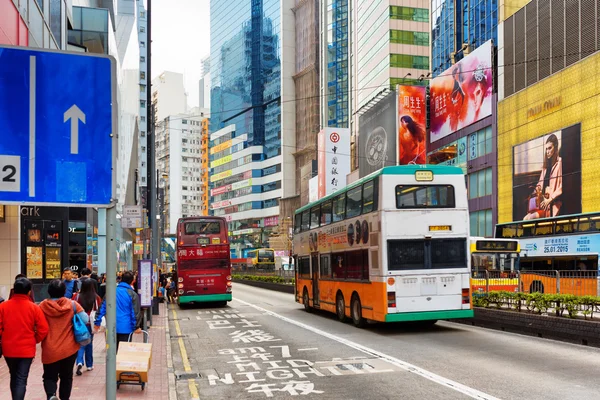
<box><xmin>72</xmin><ymin>302</ymin><xmax>92</xmax><ymax>346</ymax></box>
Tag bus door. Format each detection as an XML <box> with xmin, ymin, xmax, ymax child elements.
<box><xmin>311</xmin><ymin>252</ymin><xmax>320</xmax><ymax>307</ymax></box>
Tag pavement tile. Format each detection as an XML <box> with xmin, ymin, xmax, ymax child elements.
<box><xmin>0</xmin><ymin>304</ymin><xmax>170</xmax><ymax>400</ymax></box>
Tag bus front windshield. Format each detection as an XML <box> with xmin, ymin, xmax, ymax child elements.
<box><xmin>472</xmin><ymin>253</ymin><xmax>519</xmax><ymax>273</ymax></box>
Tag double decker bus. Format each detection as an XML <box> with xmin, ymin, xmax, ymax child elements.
<box><xmin>496</xmin><ymin>212</ymin><xmax>600</xmax><ymax>295</ymax></box>
<box><xmin>293</xmin><ymin>165</ymin><xmax>473</xmax><ymax>327</ymax></box>
<box><xmin>175</xmin><ymin>217</ymin><xmax>232</xmax><ymax>306</ymax></box>
<box><xmin>470</xmin><ymin>238</ymin><xmax>520</xmax><ymax>293</ymax></box>
<box><xmin>247</xmin><ymin>248</ymin><xmax>275</xmax><ymax>270</ymax></box>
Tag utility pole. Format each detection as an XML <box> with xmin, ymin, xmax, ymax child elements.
<box><xmin>146</xmin><ymin>0</ymin><xmax>156</xmax><ymax>326</ymax></box>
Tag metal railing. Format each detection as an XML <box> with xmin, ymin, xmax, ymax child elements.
<box><xmin>471</xmin><ymin>270</ymin><xmax>600</xmax><ymax>297</ymax></box>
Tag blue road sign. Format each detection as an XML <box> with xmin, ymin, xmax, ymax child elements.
<box><xmin>0</xmin><ymin>46</ymin><xmax>116</xmax><ymax>206</ymax></box>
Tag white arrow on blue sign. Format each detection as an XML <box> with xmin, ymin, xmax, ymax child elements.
<box><xmin>0</xmin><ymin>45</ymin><xmax>116</xmax><ymax>207</ymax></box>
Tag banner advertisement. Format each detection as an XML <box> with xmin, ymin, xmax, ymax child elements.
<box><xmin>512</xmin><ymin>124</ymin><xmax>582</xmax><ymax>221</ymax></box>
<box><xmin>210</xmin><ymin>139</ymin><xmax>232</xmax><ymax>155</ymax></box>
<box><xmin>211</xmin><ymin>154</ymin><xmax>232</xmax><ymax>169</ymax></box>
<box><xmin>264</xmin><ymin>216</ymin><xmax>279</xmax><ymax>227</ymax></box>
<box><xmin>520</xmin><ymin>234</ymin><xmax>598</xmax><ymax>257</ymax></box>
<box><xmin>211</xmin><ymin>200</ymin><xmax>232</xmax><ymax>210</ymax></box>
<box><xmin>318</xmin><ymin>128</ymin><xmax>350</xmax><ymax>197</ymax></box>
<box><xmin>430</xmin><ymin>40</ymin><xmax>494</xmax><ymax>142</ymax></box>
<box><xmin>397</xmin><ymin>85</ymin><xmax>427</xmax><ymax>165</ymax></box>
<box><xmin>358</xmin><ymin>92</ymin><xmax>397</xmax><ymax>178</ymax></box>
<box><xmin>211</xmin><ymin>170</ymin><xmax>232</xmax><ymax>183</ymax></box>
<box><xmin>211</xmin><ymin>184</ymin><xmax>231</xmax><ymax>196</ymax></box>
<box><xmin>232</xmin><ymin>178</ymin><xmax>252</xmax><ymax>191</ymax></box>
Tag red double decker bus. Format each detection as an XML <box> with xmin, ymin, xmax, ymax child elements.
<box><xmin>176</xmin><ymin>217</ymin><xmax>232</xmax><ymax>306</ymax></box>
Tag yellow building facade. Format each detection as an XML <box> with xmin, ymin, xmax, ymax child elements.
<box><xmin>498</xmin><ymin>52</ymin><xmax>600</xmax><ymax>223</ymax></box>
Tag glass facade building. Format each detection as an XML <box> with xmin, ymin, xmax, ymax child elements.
<box><xmin>431</xmin><ymin>0</ymin><xmax>498</xmax><ymax>77</ymax></box>
<box><xmin>326</xmin><ymin>0</ymin><xmax>349</xmax><ymax>128</ymax></box>
<box><xmin>210</xmin><ymin>0</ymin><xmax>283</xmax><ymax>250</ymax></box>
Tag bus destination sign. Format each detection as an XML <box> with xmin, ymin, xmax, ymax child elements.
<box><xmin>476</xmin><ymin>240</ymin><xmax>518</xmax><ymax>252</ymax></box>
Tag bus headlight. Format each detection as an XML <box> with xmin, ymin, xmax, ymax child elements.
<box><xmin>226</xmin><ymin>275</ymin><xmax>232</xmax><ymax>281</ymax></box>
<box><xmin>178</xmin><ymin>277</ymin><xmax>183</xmax><ymax>283</ymax></box>
<box><xmin>178</xmin><ymin>283</ymin><xmax>184</xmax><ymax>289</ymax></box>
<box><xmin>227</xmin><ymin>281</ymin><xmax>232</xmax><ymax>287</ymax></box>
<box><xmin>178</xmin><ymin>289</ymin><xmax>184</xmax><ymax>295</ymax></box>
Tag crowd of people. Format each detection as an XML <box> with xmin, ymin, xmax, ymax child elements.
<box><xmin>0</xmin><ymin>267</ymin><xmax>144</xmax><ymax>400</ymax></box>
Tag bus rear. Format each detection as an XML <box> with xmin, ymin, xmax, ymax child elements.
<box><xmin>382</xmin><ymin>167</ymin><xmax>473</xmax><ymax>322</ymax></box>
<box><xmin>176</xmin><ymin>217</ymin><xmax>232</xmax><ymax>306</ymax></box>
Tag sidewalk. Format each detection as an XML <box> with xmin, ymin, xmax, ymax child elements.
<box><xmin>0</xmin><ymin>303</ymin><xmax>170</xmax><ymax>400</ymax></box>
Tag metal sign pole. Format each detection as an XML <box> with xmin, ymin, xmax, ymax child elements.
<box><xmin>105</xmin><ymin>204</ymin><xmax>118</xmax><ymax>400</ymax></box>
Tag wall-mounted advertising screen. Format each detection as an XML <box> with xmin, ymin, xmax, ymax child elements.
<box><xmin>512</xmin><ymin>124</ymin><xmax>582</xmax><ymax>221</ymax></box>
<box><xmin>430</xmin><ymin>40</ymin><xmax>494</xmax><ymax>143</ymax></box>
<box><xmin>358</xmin><ymin>92</ymin><xmax>397</xmax><ymax>178</ymax></box>
<box><xmin>397</xmin><ymin>85</ymin><xmax>427</xmax><ymax>165</ymax></box>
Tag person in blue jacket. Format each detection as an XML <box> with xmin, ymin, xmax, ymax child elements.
<box><xmin>93</xmin><ymin>271</ymin><xmax>141</xmax><ymax>350</ymax></box>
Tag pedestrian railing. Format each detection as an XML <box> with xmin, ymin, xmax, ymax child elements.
<box><xmin>471</xmin><ymin>270</ymin><xmax>600</xmax><ymax>297</ymax></box>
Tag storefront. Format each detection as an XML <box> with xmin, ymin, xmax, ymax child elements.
<box><xmin>21</xmin><ymin>206</ymin><xmax>98</xmax><ymax>299</ymax></box>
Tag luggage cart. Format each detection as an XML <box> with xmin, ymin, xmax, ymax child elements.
<box><xmin>117</xmin><ymin>331</ymin><xmax>149</xmax><ymax>390</ymax></box>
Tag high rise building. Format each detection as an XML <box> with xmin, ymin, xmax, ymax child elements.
<box><xmin>209</xmin><ymin>0</ymin><xmax>295</xmax><ymax>256</ymax></box>
<box><xmin>199</xmin><ymin>55</ymin><xmax>211</xmax><ymax>109</ymax></box>
<box><xmin>152</xmin><ymin>71</ymin><xmax>188</xmax><ymax>122</ymax></box>
<box><xmin>353</xmin><ymin>1</ymin><xmax>430</xmax><ymax>113</ymax></box>
<box><xmin>138</xmin><ymin>0</ymin><xmax>148</xmax><ymax>190</ymax></box>
<box><xmin>155</xmin><ymin>107</ymin><xmax>210</xmax><ymax>235</ymax></box>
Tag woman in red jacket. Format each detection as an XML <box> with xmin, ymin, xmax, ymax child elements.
<box><xmin>0</xmin><ymin>277</ymin><xmax>49</xmax><ymax>400</ymax></box>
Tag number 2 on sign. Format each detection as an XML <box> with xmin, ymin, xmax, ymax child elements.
<box><xmin>0</xmin><ymin>155</ymin><xmax>21</xmax><ymax>192</ymax></box>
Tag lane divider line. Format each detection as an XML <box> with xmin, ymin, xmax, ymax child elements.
<box><xmin>172</xmin><ymin>308</ymin><xmax>200</xmax><ymax>400</ymax></box>
<box><xmin>233</xmin><ymin>298</ymin><xmax>501</xmax><ymax>400</ymax></box>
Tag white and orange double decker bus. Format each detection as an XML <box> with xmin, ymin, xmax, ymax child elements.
<box><xmin>293</xmin><ymin>165</ymin><xmax>474</xmax><ymax>327</ymax></box>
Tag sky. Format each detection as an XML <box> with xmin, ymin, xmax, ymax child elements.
<box><xmin>151</xmin><ymin>0</ymin><xmax>211</xmax><ymax>108</ymax></box>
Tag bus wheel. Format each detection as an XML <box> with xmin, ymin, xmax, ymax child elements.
<box><xmin>303</xmin><ymin>288</ymin><xmax>312</xmax><ymax>312</ymax></box>
<box><xmin>351</xmin><ymin>294</ymin><xmax>366</xmax><ymax>328</ymax></box>
<box><xmin>218</xmin><ymin>301</ymin><xmax>228</xmax><ymax>307</ymax></box>
<box><xmin>530</xmin><ymin>281</ymin><xmax>544</xmax><ymax>293</ymax></box>
<box><xmin>336</xmin><ymin>293</ymin><xmax>347</xmax><ymax>322</ymax></box>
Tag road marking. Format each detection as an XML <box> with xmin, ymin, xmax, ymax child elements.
<box><xmin>298</xmin><ymin>348</ymin><xmax>319</xmax><ymax>352</ymax></box>
<box><xmin>233</xmin><ymin>298</ymin><xmax>501</xmax><ymax>400</ymax></box>
<box><xmin>29</xmin><ymin>55</ymin><xmax>35</xmax><ymax>197</ymax></box>
<box><xmin>172</xmin><ymin>308</ymin><xmax>200</xmax><ymax>400</ymax></box>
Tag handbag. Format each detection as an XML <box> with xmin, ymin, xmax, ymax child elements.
<box><xmin>72</xmin><ymin>301</ymin><xmax>92</xmax><ymax>346</ymax></box>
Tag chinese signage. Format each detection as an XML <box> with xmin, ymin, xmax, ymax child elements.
<box><xmin>137</xmin><ymin>259</ymin><xmax>153</xmax><ymax>308</ymax></box>
<box><xmin>318</xmin><ymin>128</ymin><xmax>350</xmax><ymax>198</ymax></box>
<box><xmin>430</xmin><ymin>40</ymin><xmax>493</xmax><ymax>142</ymax></box>
<box><xmin>358</xmin><ymin>92</ymin><xmax>397</xmax><ymax>178</ymax></box>
<box><xmin>264</xmin><ymin>216</ymin><xmax>279</xmax><ymax>227</ymax></box>
<box><xmin>520</xmin><ymin>234</ymin><xmax>598</xmax><ymax>257</ymax></box>
<box><xmin>397</xmin><ymin>85</ymin><xmax>426</xmax><ymax>165</ymax></box>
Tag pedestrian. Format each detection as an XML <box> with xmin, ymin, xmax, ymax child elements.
<box><xmin>62</xmin><ymin>269</ymin><xmax>79</xmax><ymax>299</ymax></box>
<box><xmin>94</xmin><ymin>271</ymin><xmax>141</xmax><ymax>350</ymax></box>
<box><xmin>0</xmin><ymin>278</ymin><xmax>49</xmax><ymax>400</ymax></box>
<box><xmin>79</xmin><ymin>268</ymin><xmax>99</xmax><ymax>294</ymax></box>
<box><xmin>39</xmin><ymin>279</ymin><xmax>89</xmax><ymax>400</ymax></box>
<box><xmin>98</xmin><ymin>274</ymin><xmax>107</xmax><ymax>299</ymax></box>
<box><xmin>72</xmin><ymin>279</ymin><xmax>102</xmax><ymax>376</ymax></box>
<box><xmin>9</xmin><ymin>274</ymin><xmax>36</xmax><ymax>302</ymax></box>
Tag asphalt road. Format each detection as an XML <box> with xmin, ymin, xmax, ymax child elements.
<box><xmin>168</xmin><ymin>283</ymin><xmax>600</xmax><ymax>400</ymax></box>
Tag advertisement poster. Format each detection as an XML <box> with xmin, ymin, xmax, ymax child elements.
<box><xmin>318</xmin><ymin>128</ymin><xmax>350</xmax><ymax>197</ymax></box>
<box><xmin>26</xmin><ymin>246</ymin><xmax>43</xmax><ymax>278</ymax></box>
<box><xmin>137</xmin><ymin>259</ymin><xmax>153</xmax><ymax>308</ymax></box>
<box><xmin>397</xmin><ymin>85</ymin><xmax>427</xmax><ymax>165</ymax></box>
<box><xmin>512</xmin><ymin>124</ymin><xmax>581</xmax><ymax>221</ymax></box>
<box><xmin>358</xmin><ymin>92</ymin><xmax>397</xmax><ymax>178</ymax></box>
<box><xmin>430</xmin><ymin>40</ymin><xmax>494</xmax><ymax>142</ymax></box>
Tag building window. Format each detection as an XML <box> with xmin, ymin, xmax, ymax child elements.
<box><xmin>140</xmin><ymin>85</ymin><xmax>146</xmax><ymax>93</ymax></box>
<box><xmin>390</xmin><ymin>6</ymin><xmax>429</xmax><ymax>22</ymax></box>
<box><xmin>390</xmin><ymin>30</ymin><xmax>429</xmax><ymax>46</ymax></box>
<box><xmin>140</xmin><ymin>11</ymin><xmax>146</xmax><ymax>18</ymax></box>
<box><xmin>141</xmin><ymin>116</ymin><xmax>146</xmax><ymax>122</ymax></box>
<box><xmin>468</xmin><ymin>168</ymin><xmax>493</xmax><ymax>199</ymax></box>
<box><xmin>140</xmin><ymin>72</ymin><xmax>145</xmax><ymax>80</ymax></box>
<box><xmin>140</xmin><ymin>56</ymin><xmax>145</xmax><ymax>63</ymax></box>
<box><xmin>140</xmin><ymin>27</ymin><xmax>145</xmax><ymax>33</ymax></box>
<box><xmin>140</xmin><ymin>131</ymin><xmax>145</xmax><ymax>137</ymax></box>
<box><xmin>140</xmin><ymin>101</ymin><xmax>146</xmax><ymax>108</ymax></box>
<box><xmin>140</xmin><ymin>41</ymin><xmax>145</xmax><ymax>47</ymax></box>
<box><xmin>470</xmin><ymin>209</ymin><xmax>493</xmax><ymax>237</ymax></box>
<box><xmin>390</xmin><ymin>54</ymin><xmax>429</xmax><ymax>70</ymax></box>
<box><xmin>468</xmin><ymin>126</ymin><xmax>493</xmax><ymax>160</ymax></box>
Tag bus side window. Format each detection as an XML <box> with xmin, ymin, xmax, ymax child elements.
<box><xmin>294</xmin><ymin>214</ymin><xmax>302</xmax><ymax>234</ymax></box>
<box><xmin>362</xmin><ymin>180</ymin><xmax>376</xmax><ymax>213</ymax></box>
<box><xmin>333</xmin><ymin>193</ymin><xmax>346</xmax><ymax>222</ymax></box>
<box><xmin>346</xmin><ymin>186</ymin><xmax>363</xmax><ymax>218</ymax></box>
<box><xmin>332</xmin><ymin>253</ymin><xmax>345</xmax><ymax>279</ymax></box>
<box><xmin>301</xmin><ymin>211</ymin><xmax>310</xmax><ymax>232</ymax></box>
<box><xmin>319</xmin><ymin>255</ymin><xmax>331</xmax><ymax>278</ymax></box>
<box><xmin>310</xmin><ymin>206</ymin><xmax>320</xmax><ymax>229</ymax></box>
<box><xmin>321</xmin><ymin>200</ymin><xmax>332</xmax><ymax>226</ymax></box>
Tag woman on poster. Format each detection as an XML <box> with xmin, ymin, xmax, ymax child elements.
<box><xmin>524</xmin><ymin>134</ymin><xmax>563</xmax><ymax>220</ymax></box>
<box><xmin>398</xmin><ymin>115</ymin><xmax>426</xmax><ymax>165</ymax></box>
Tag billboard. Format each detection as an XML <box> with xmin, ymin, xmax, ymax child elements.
<box><xmin>430</xmin><ymin>40</ymin><xmax>494</xmax><ymax>142</ymax></box>
<box><xmin>358</xmin><ymin>91</ymin><xmax>397</xmax><ymax>178</ymax></box>
<box><xmin>318</xmin><ymin>128</ymin><xmax>351</xmax><ymax>197</ymax></box>
<box><xmin>397</xmin><ymin>85</ymin><xmax>427</xmax><ymax>165</ymax></box>
<box><xmin>512</xmin><ymin>124</ymin><xmax>581</xmax><ymax>221</ymax></box>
